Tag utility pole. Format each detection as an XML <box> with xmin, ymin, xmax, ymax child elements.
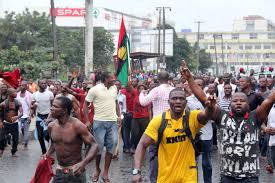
<box><xmin>50</xmin><ymin>0</ymin><xmax>58</xmax><ymax>61</ymax></box>
<box><xmin>213</xmin><ymin>34</ymin><xmax>219</xmax><ymax>76</ymax></box>
<box><xmin>162</xmin><ymin>7</ymin><xmax>171</xmax><ymax>69</ymax></box>
<box><xmin>156</xmin><ymin>7</ymin><xmax>162</xmax><ymax>72</ymax></box>
<box><xmin>195</xmin><ymin>21</ymin><xmax>204</xmax><ymax>72</ymax></box>
<box><xmin>85</xmin><ymin>0</ymin><xmax>94</xmax><ymax>77</ymax></box>
<box><xmin>220</xmin><ymin>34</ymin><xmax>225</xmax><ymax>73</ymax></box>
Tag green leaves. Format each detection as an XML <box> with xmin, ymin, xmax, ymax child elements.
<box><xmin>0</xmin><ymin>9</ymin><xmax>115</xmax><ymax>80</ymax></box>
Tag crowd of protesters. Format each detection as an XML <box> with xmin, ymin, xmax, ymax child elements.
<box><xmin>0</xmin><ymin>63</ymin><xmax>275</xmax><ymax>183</ymax></box>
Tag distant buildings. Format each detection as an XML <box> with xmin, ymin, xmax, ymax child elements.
<box><xmin>178</xmin><ymin>15</ymin><xmax>275</xmax><ymax>75</ymax></box>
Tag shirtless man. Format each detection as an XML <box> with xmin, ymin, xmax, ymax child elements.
<box><xmin>0</xmin><ymin>88</ymin><xmax>23</xmax><ymax>157</ymax></box>
<box><xmin>45</xmin><ymin>96</ymin><xmax>98</xmax><ymax>183</ymax></box>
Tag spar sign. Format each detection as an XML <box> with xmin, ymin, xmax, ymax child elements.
<box><xmin>50</xmin><ymin>8</ymin><xmax>100</xmax><ymax>17</ymax></box>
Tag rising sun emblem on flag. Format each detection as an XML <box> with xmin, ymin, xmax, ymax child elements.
<box><xmin>118</xmin><ymin>46</ymin><xmax>127</xmax><ymax>61</ymax></box>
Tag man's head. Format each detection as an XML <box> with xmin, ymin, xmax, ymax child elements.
<box><xmin>0</xmin><ymin>84</ymin><xmax>8</xmax><ymax>94</ymax></box>
<box><xmin>101</xmin><ymin>71</ymin><xmax>114</xmax><ymax>87</ymax></box>
<box><xmin>194</xmin><ymin>79</ymin><xmax>205</xmax><ymax>90</ymax></box>
<box><xmin>267</xmin><ymin>77</ymin><xmax>274</xmax><ymax>89</ymax></box>
<box><xmin>223</xmin><ymin>73</ymin><xmax>231</xmax><ymax>84</ymax></box>
<box><xmin>168</xmin><ymin>88</ymin><xmax>187</xmax><ymax>115</ymax></box>
<box><xmin>54</xmin><ymin>81</ymin><xmax>61</xmax><ymax>91</ymax></box>
<box><xmin>239</xmin><ymin>76</ymin><xmax>251</xmax><ymax>91</ymax></box>
<box><xmin>28</xmin><ymin>79</ymin><xmax>33</xmax><ymax>84</ymax></box>
<box><xmin>132</xmin><ymin>78</ymin><xmax>139</xmax><ymax>88</ymax></box>
<box><xmin>7</xmin><ymin>88</ymin><xmax>17</xmax><ymax>98</ymax></box>
<box><xmin>137</xmin><ymin>84</ymin><xmax>147</xmax><ymax>94</ymax></box>
<box><xmin>51</xmin><ymin>96</ymin><xmax>73</xmax><ymax>118</ymax></box>
<box><xmin>207</xmin><ymin>83</ymin><xmax>216</xmax><ymax>95</ymax></box>
<box><xmin>224</xmin><ymin>83</ymin><xmax>232</xmax><ymax>97</ymax></box>
<box><xmin>230</xmin><ymin>92</ymin><xmax>249</xmax><ymax>115</ymax></box>
<box><xmin>20</xmin><ymin>81</ymin><xmax>28</xmax><ymax>92</ymax></box>
<box><xmin>115</xmin><ymin>80</ymin><xmax>122</xmax><ymax>91</ymax></box>
<box><xmin>60</xmin><ymin>83</ymin><xmax>68</xmax><ymax>93</ymax></box>
<box><xmin>158</xmin><ymin>71</ymin><xmax>169</xmax><ymax>84</ymax></box>
<box><xmin>38</xmin><ymin>79</ymin><xmax>47</xmax><ymax>92</ymax></box>
<box><xmin>259</xmin><ymin>77</ymin><xmax>267</xmax><ymax>89</ymax></box>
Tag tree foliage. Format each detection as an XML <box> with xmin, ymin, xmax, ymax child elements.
<box><xmin>0</xmin><ymin>9</ymin><xmax>115</xmax><ymax>80</ymax></box>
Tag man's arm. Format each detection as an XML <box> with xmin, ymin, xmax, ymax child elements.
<box><xmin>0</xmin><ymin>103</ymin><xmax>4</xmax><ymax>128</ymax></box>
<box><xmin>197</xmin><ymin>95</ymin><xmax>218</xmax><ymax>125</ymax></box>
<box><xmin>73</xmin><ymin>122</ymin><xmax>99</xmax><ymax>176</ymax></box>
<box><xmin>133</xmin><ymin>134</ymin><xmax>155</xmax><ymax>182</ymax></box>
<box><xmin>45</xmin><ymin>123</ymin><xmax>55</xmax><ymax>157</ymax></box>
<box><xmin>72</xmin><ymin>96</ymin><xmax>80</xmax><ymax>119</ymax></box>
<box><xmin>83</xmin><ymin>101</ymin><xmax>91</xmax><ymax>127</ymax></box>
<box><xmin>139</xmin><ymin>89</ymin><xmax>156</xmax><ymax>107</ymax></box>
<box><xmin>256</xmin><ymin>90</ymin><xmax>275</xmax><ymax>124</ymax></box>
<box><xmin>181</xmin><ymin>66</ymin><xmax>207</xmax><ymax>104</ymax></box>
<box><xmin>116</xmin><ymin>100</ymin><xmax>122</xmax><ymax>127</ymax></box>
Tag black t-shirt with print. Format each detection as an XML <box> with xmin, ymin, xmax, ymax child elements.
<box><xmin>216</xmin><ymin>109</ymin><xmax>260</xmax><ymax>178</ymax></box>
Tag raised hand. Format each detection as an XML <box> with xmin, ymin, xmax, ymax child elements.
<box><xmin>180</xmin><ymin>60</ymin><xmax>192</xmax><ymax>81</ymax></box>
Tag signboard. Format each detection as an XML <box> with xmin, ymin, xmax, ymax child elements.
<box><xmin>50</xmin><ymin>8</ymin><xmax>99</xmax><ymax>17</ymax></box>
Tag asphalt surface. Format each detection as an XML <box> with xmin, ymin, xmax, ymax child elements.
<box><xmin>0</xmin><ymin>140</ymin><xmax>274</xmax><ymax>183</ymax></box>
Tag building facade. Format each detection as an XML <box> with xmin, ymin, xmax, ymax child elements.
<box><xmin>178</xmin><ymin>15</ymin><xmax>275</xmax><ymax>75</ymax></box>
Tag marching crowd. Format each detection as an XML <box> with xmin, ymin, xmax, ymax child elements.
<box><xmin>0</xmin><ymin>62</ymin><xmax>275</xmax><ymax>183</ymax></box>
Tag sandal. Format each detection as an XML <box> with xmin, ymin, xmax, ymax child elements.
<box><xmin>101</xmin><ymin>177</ymin><xmax>111</xmax><ymax>183</ymax></box>
<box><xmin>92</xmin><ymin>169</ymin><xmax>101</xmax><ymax>182</ymax></box>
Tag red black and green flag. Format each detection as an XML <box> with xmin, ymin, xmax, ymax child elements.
<box><xmin>116</xmin><ymin>17</ymin><xmax>130</xmax><ymax>86</ymax></box>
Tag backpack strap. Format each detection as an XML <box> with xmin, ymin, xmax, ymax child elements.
<box><xmin>182</xmin><ymin>110</ymin><xmax>199</xmax><ymax>155</ymax></box>
<box><xmin>150</xmin><ymin>112</ymin><xmax>167</xmax><ymax>161</ymax></box>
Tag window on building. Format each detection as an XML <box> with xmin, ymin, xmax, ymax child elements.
<box><xmin>254</xmin><ymin>45</ymin><xmax>261</xmax><ymax>49</ymax></box>
<box><xmin>263</xmin><ymin>45</ymin><xmax>272</xmax><ymax>49</ymax></box>
<box><xmin>227</xmin><ymin>45</ymin><xmax>231</xmax><ymax>50</ymax></box>
<box><xmin>263</xmin><ymin>53</ymin><xmax>270</xmax><ymax>58</ymax></box>
<box><xmin>209</xmin><ymin>45</ymin><xmax>215</xmax><ymax>49</ymax></box>
<box><xmin>268</xmin><ymin>33</ymin><xmax>275</xmax><ymax>39</ymax></box>
<box><xmin>245</xmin><ymin>53</ymin><xmax>251</xmax><ymax>59</ymax></box>
<box><xmin>245</xmin><ymin>45</ymin><xmax>253</xmax><ymax>50</ymax></box>
<box><xmin>238</xmin><ymin>53</ymin><xmax>244</xmax><ymax>58</ymax></box>
<box><xmin>231</xmin><ymin>33</ymin><xmax>239</xmax><ymax>39</ymax></box>
<box><xmin>239</xmin><ymin>45</ymin><xmax>243</xmax><ymax>50</ymax></box>
<box><xmin>199</xmin><ymin>34</ymin><xmax>204</xmax><ymax>40</ymax></box>
<box><xmin>249</xmin><ymin>33</ymin><xmax>257</xmax><ymax>39</ymax></box>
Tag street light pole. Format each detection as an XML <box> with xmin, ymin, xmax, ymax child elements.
<box><xmin>156</xmin><ymin>7</ymin><xmax>162</xmax><ymax>72</ymax></box>
<box><xmin>162</xmin><ymin>7</ymin><xmax>171</xmax><ymax>70</ymax></box>
<box><xmin>50</xmin><ymin>0</ymin><xmax>58</xmax><ymax>61</ymax></box>
<box><xmin>195</xmin><ymin>21</ymin><xmax>204</xmax><ymax>72</ymax></box>
<box><xmin>213</xmin><ymin>34</ymin><xmax>219</xmax><ymax>76</ymax></box>
<box><xmin>85</xmin><ymin>0</ymin><xmax>94</xmax><ymax>77</ymax></box>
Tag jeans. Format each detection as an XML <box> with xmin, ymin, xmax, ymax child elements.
<box><xmin>92</xmin><ymin>120</ymin><xmax>118</xmax><ymax>155</ymax></box>
<box><xmin>20</xmin><ymin>118</ymin><xmax>30</xmax><ymax>145</ymax></box>
<box><xmin>53</xmin><ymin>169</ymin><xmax>86</xmax><ymax>183</ymax></box>
<box><xmin>131</xmin><ymin>118</ymin><xmax>149</xmax><ymax>149</ymax></box>
<box><xmin>201</xmin><ymin>139</ymin><xmax>212</xmax><ymax>183</ymax></box>
<box><xmin>0</xmin><ymin>122</ymin><xmax>19</xmax><ymax>155</ymax></box>
<box><xmin>122</xmin><ymin>113</ymin><xmax>132</xmax><ymax>150</ymax></box>
<box><xmin>36</xmin><ymin>114</ymin><xmax>49</xmax><ymax>154</ymax></box>
<box><xmin>148</xmin><ymin>145</ymin><xmax>158</xmax><ymax>183</ymax></box>
<box><xmin>212</xmin><ymin>123</ymin><xmax>218</xmax><ymax>146</ymax></box>
<box><xmin>271</xmin><ymin>146</ymin><xmax>275</xmax><ymax>167</ymax></box>
<box><xmin>220</xmin><ymin>175</ymin><xmax>259</xmax><ymax>183</ymax></box>
<box><xmin>260</xmin><ymin>134</ymin><xmax>269</xmax><ymax>156</ymax></box>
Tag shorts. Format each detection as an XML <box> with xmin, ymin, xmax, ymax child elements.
<box><xmin>93</xmin><ymin>120</ymin><xmax>118</xmax><ymax>155</ymax></box>
<box><xmin>53</xmin><ymin>169</ymin><xmax>86</xmax><ymax>183</ymax></box>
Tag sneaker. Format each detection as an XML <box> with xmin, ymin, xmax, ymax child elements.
<box><xmin>266</xmin><ymin>164</ymin><xmax>273</xmax><ymax>174</ymax></box>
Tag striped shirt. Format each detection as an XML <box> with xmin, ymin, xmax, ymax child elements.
<box><xmin>139</xmin><ymin>84</ymin><xmax>174</xmax><ymax>117</ymax></box>
<box><xmin>218</xmin><ymin>96</ymin><xmax>231</xmax><ymax>112</ymax></box>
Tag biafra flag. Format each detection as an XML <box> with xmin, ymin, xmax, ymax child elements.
<box><xmin>116</xmin><ymin>17</ymin><xmax>130</xmax><ymax>86</ymax></box>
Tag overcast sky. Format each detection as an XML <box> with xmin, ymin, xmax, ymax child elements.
<box><xmin>1</xmin><ymin>0</ymin><xmax>275</xmax><ymax>32</ymax></box>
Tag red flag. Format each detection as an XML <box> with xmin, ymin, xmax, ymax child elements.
<box><xmin>0</xmin><ymin>69</ymin><xmax>21</xmax><ymax>88</ymax></box>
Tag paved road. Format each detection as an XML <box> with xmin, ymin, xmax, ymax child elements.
<box><xmin>0</xmin><ymin>141</ymin><xmax>274</xmax><ymax>183</ymax></box>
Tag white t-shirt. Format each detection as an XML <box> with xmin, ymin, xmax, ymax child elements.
<box><xmin>186</xmin><ymin>95</ymin><xmax>213</xmax><ymax>140</ymax></box>
<box><xmin>268</xmin><ymin>105</ymin><xmax>275</xmax><ymax>146</ymax></box>
<box><xmin>217</xmin><ymin>83</ymin><xmax>237</xmax><ymax>100</ymax></box>
<box><xmin>32</xmin><ymin>90</ymin><xmax>54</xmax><ymax>115</ymax></box>
<box><xmin>85</xmin><ymin>83</ymin><xmax>118</xmax><ymax>121</ymax></box>
<box><xmin>16</xmin><ymin>91</ymin><xmax>32</xmax><ymax>118</ymax></box>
